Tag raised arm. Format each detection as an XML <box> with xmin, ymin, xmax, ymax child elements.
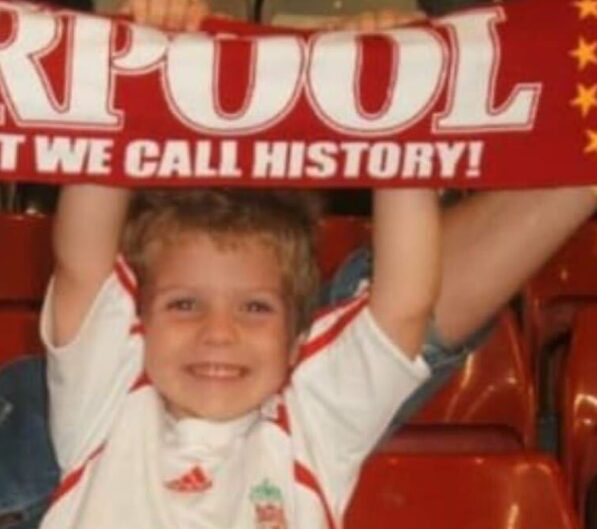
<box><xmin>435</xmin><ymin>187</ymin><xmax>597</xmax><ymax>346</ymax></box>
<box><xmin>323</xmin><ymin>8</ymin><xmax>597</xmax><ymax>350</ymax></box>
<box><xmin>370</xmin><ymin>189</ymin><xmax>441</xmax><ymax>359</ymax></box>
<box><xmin>50</xmin><ymin>0</ymin><xmax>218</xmax><ymax>347</ymax></box>
<box><xmin>52</xmin><ymin>185</ymin><xmax>130</xmax><ymax>346</ymax></box>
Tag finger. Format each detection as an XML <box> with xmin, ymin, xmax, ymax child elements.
<box><xmin>129</xmin><ymin>0</ymin><xmax>148</xmax><ymax>23</ymax></box>
<box><xmin>376</xmin><ymin>9</ymin><xmax>401</xmax><ymax>29</ymax></box>
<box><xmin>376</xmin><ymin>8</ymin><xmax>427</xmax><ymax>29</ymax></box>
<box><xmin>342</xmin><ymin>16</ymin><xmax>363</xmax><ymax>31</ymax></box>
<box><xmin>354</xmin><ymin>12</ymin><xmax>377</xmax><ymax>32</ymax></box>
<box><xmin>164</xmin><ymin>0</ymin><xmax>188</xmax><ymax>30</ymax></box>
<box><xmin>212</xmin><ymin>11</ymin><xmax>234</xmax><ymax>19</ymax></box>
<box><xmin>324</xmin><ymin>14</ymin><xmax>356</xmax><ymax>30</ymax></box>
<box><xmin>185</xmin><ymin>0</ymin><xmax>210</xmax><ymax>31</ymax></box>
<box><xmin>117</xmin><ymin>0</ymin><xmax>132</xmax><ymax>15</ymax></box>
<box><xmin>321</xmin><ymin>16</ymin><xmax>341</xmax><ymax>30</ymax></box>
<box><xmin>146</xmin><ymin>0</ymin><xmax>168</xmax><ymax>29</ymax></box>
<box><xmin>392</xmin><ymin>9</ymin><xmax>427</xmax><ymax>25</ymax></box>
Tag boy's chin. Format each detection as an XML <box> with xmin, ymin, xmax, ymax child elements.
<box><xmin>166</xmin><ymin>399</ymin><xmax>257</xmax><ymax>422</ymax></box>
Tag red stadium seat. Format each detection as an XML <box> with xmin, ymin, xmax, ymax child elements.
<box><xmin>380</xmin><ymin>424</ymin><xmax>522</xmax><ymax>454</ymax></box>
<box><xmin>408</xmin><ymin>309</ymin><xmax>536</xmax><ymax>448</ymax></box>
<box><xmin>316</xmin><ymin>215</ymin><xmax>370</xmax><ymax>281</ymax></box>
<box><xmin>522</xmin><ymin>220</ymin><xmax>597</xmax><ymax>373</ymax></box>
<box><xmin>316</xmin><ymin>220</ymin><xmax>536</xmax><ymax>450</ymax></box>
<box><xmin>345</xmin><ymin>453</ymin><xmax>580</xmax><ymax>529</ymax></box>
<box><xmin>0</xmin><ymin>213</ymin><xmax>53</xmax><ymax>303</ymax></box>
<box><xmin>561</xmin><ymin>305</ymin><xmax>597</xmax><ymax>527</ymax></box>
<box><xmin>0</xmin><ymin>308</ymin><xmax>43</xmax><ymax>368</ymax></box>
<box><xmin>0</xmin><ymin>213</ymin><xmax>52</xmax><ymax>362</ymax></box>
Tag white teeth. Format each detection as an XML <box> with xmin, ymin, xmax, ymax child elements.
<box><xmin>187</xmin><ymin>363</ymin><xmax>245</xmax><ymax>380</ymax></box>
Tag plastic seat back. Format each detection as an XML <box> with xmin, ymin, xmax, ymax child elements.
<box><xmin>345</xmin><ymin>453</ymin><xmax>580</xmax><ymax>529</ymax></box>
<box><xmin>408</xmin><ymin>310</ymin><xmax>536</xmax><ymax>447</ymax></box>
<box><xmin>0</xmin><ymin>214</ymin><xmax>51</xmax><ymax>364</ymax></box>
<box><xmin>0</xmin><ymin>309</ymin><xmax>43</xmax><ymax>369</ymax></box>
<box><xmin>0</xmin><ymin>214</ymin><xmax>52</xmax><ymax>303</ymax></box>
<box><xmin>316</xmin><ymin>216</ymin><xmax>370</xmax><ymax>282</ymax></box>
<box><xmin>523</xmin><ymin>220</ymin><xmax>597</xmax><ymax>370</ymax></box>
<box><xmin>561</xmin><ymin>305</ymin><xmax>597</xmax><ymax>525</ymax></box>
<box><xmin>380</xmin><ymin>424</ymin><xmax>523</xmax><ymax>454</ymax></box>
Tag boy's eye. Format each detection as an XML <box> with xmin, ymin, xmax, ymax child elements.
<box><xmin>165</xmin><ymin>298</ymin><xmax>198</xmax><ymax>312</ymax></box>
<box><xmin>243</xmin><ymin>300</ymin><xmax>274</xmax><ymax>314</ymax></box>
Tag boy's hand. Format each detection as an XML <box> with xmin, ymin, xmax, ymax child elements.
<box><xmin>119</xmin><ymin>0</ymin><xmax>211</xmax><ymax>31</ymax></box>
<box><xmin>324</xmin><ymin>9</ymin><xmax>426</xmax><ymax>31</ymax></box>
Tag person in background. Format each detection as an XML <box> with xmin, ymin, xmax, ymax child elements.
<box><xmin>309</xmin><ymin>2</ymin><xmax>597</xmax><ymax>431</ymax></box>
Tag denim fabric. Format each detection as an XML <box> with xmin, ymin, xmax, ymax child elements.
<box><xmin>323</xmin><ymin>247</ymin><xmax>493</xmax><ymax>431</ymax></box>
<box><xmin>0</xmin><ymin>358</ymin><xmax>59</xmax><ymax>529</ymax></box>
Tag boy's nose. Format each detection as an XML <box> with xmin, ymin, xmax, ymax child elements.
<box><xmin>198</xmin><ymin>308</ymin><xmax>237</xmax><ymax>345</ymax></box>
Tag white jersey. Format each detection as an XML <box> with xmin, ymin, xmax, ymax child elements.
<box><xmin>40</xmin><ymin>259</ymin><xmax>429</xmax><ymax>529</ymax></box>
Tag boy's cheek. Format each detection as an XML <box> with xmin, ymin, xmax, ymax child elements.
<box><xmin>142</xmin><ymin>313</ymin><xmax>186</xmax><ymax>341</ymax></box>
<box><xmin>143</xmin><ymin>329</ymin><xmax>179</xmax><ymax>371</ymax></box>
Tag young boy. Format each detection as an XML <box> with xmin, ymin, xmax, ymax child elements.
<box><xmin>39</xmin><ymin>182</ymin><xmax>440</xmax><ymax>529</ymax></box>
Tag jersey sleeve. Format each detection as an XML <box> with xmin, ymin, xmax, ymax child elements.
<box><xmin>286</xmin><ymin>292</ymin><xmax>430</xmax><ymax>515</ymax></box>
<box><xmin>40</xmin><ymin>259</ymin><xmax>144</xmax><ymax>472</ymax></box>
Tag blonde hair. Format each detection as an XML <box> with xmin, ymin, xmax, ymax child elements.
<box><xmin>123</xmin><ymin>189</ymin><xmax>322</xmax><ymax>334</ymax></box>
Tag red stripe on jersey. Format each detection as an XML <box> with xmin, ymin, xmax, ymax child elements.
<box><xmin>49</xmin><ymin>371</ymin><xmax>149</xmax><ymax>508</ymax></box>
<box><xmin>129</xmin><ymin>321</ymin><xmax>144</xmax><ymax>335</ymax></box>
<box><xmin>130</xmin><ymin>372</ymin><xmax>151</xmax><ymax>391</ymax></box>
<box><xmin>50</xmin><ymin>445</ymin><xmax>104</xmax><ymax>505</ymax></box>
<box><xmin>296</xmin><ymin>296</ymin><xmax>367</xmax><ymax>366</ymax></box>
<box><xmin>311</xmin><ymin>293</ymin><xmax>366</xmax><ymax>322</ymax></box>
<box><xmin>273</xmin><ymin>401</ymin><xmax>290</xmax><ymax>434</ymax></box>
<box><xmin>50</xmin><ymin>372</ymin><xmax>150</xmax><ymax>507</ymax></box>
<box><xmin>115</xmin><ymin>257</ymin><xmax>138</xmax><ymax>301</ymax></box>
<box><xmin>265</xmin><ymin>395</ymin><xmax>291</xmax><ymax>435</ymax></box>
<box><xmin>294</xmin><ymin>462</ymin><xmax>337</xmax><ymax>529</ymax></box>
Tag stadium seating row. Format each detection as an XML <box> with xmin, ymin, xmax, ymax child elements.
<box><xmin>0</xmin><ymin>213</ymin><xmax>537</xmax><ymax>453</ymax></box>
<box><xmin>2</xmin><ymin>212</ymin><xmax>597</xmax><ymax>528</ymax></box>
<box><xmin>346</xmin><ymin>453</ymin><xmax>579</xmax><ymax>529</ymax></box>
<box><xmin>562</xmin><ymin>305</ymin><xmax>597</xmax><ymax>525</ymax></box>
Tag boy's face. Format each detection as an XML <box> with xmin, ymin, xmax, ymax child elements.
<box><xmin>142</xmin><ymin>232</ymin><xmax>296</xmax><ymax>421</ymax></box>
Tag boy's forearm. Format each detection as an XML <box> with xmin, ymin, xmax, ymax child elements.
<box><xmin>370</xmin><ymin>189</ymin><xmax>441</xmax><ymax>358</ymax></box>
<box><xmin>52</xmin><ymin>185</ymin><xmax>131</xmax><ymax>346</ymax></box>
<box><xmin>54</xmin><ymin>185</ymin><xmax>130</xmax><ymax>281</ymax></box>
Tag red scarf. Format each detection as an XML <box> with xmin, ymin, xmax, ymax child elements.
<box><xmin>0</xmin><ymin>0</ymin><xmax>594</xmax><ymax>188</ymax></box>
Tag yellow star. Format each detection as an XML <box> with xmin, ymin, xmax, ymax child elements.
<box><xmin>571</xmin><ymin>83</ymin><xmax>597</xmax><ymax>117</ymax></box>
<box><xmin>586</xmin><ymin>129</ymin><xmax>597</xmax><ymax>154</ymax></box>
<box><xmin>574</xmin><ymin>0</ymin><xmax>597</xmax><ymax>19</ymax></box>
<box><xmin>570</xmin><ymin>37</ymin><xmax>597</xmax><ymax>70</ymax></box>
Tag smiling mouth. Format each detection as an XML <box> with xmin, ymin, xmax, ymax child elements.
<box><xmin>185</xmin><ymin>363</ymin><xmax>249</xmax><ymax>380</ymax></box>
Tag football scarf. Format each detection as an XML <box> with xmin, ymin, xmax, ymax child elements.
<box><xmin>0</xmin><ymin>0</ymin><xmax>594</xmax><ymax>188</ymax></box>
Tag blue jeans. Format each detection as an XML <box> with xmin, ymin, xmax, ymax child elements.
<box><xmin>0</xmin><ymin>358</ymin><xmax>59</xmax><ymax>529</ymax></box>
